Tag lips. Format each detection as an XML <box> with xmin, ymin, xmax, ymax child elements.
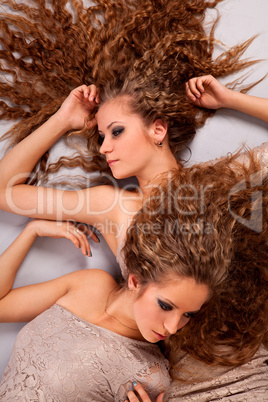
<box><xmin>153</xmin><ymin>331</ymin><xmax>168</xmax><ymax>341</ymax></box>
<box><xmin>107</xmin><ymin>159</ymin><xmax>118</xmax><ymax>167</ymax></box>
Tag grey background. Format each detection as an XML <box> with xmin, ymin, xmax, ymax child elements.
<box><xmin>0</xmin><ymin>0</ymin><xmax>267</xmax><ymax>379</ymax></box>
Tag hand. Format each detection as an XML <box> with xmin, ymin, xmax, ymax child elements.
<box><xmin>55</xmin><ymin>84</ymin><xmax>100</xmax><ymax>131</ymax></box>
<box><xmin>26</xmin><ymin>219</ymin><xmax>99</xmax><ymax>257</ymax></box>
<box><xmin>125</xmin><ymin>381</ymin><xmax>165</xmax><ymax>402</ymax></box>
<box><xmin>186</xmin><ymin>75</ymin><xmax>232</xmax><ymax>109</ymax></box>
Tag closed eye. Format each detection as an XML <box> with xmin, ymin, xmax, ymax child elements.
<box><xmin>158</xmin><ymin>299</ymin><xmax>173</xmax><ymax>311</ymax></box>
<box><xmin>183</xmin><ymin>312</ymin><xmax>196</xmax><ymax>319</ymax></box>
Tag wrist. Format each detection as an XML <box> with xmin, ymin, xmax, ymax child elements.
<box><xmin>222</xmin><ymin>88</ymin><xmax>241</xmax><ymax>110</ymax></box>
<box><xmin>24</xmin><ymin>220</ymin><xmax>40</xmax><ymax>239</ymax></box>
<box><xmin>49</xmin><ymin>111</ymin><xmax>73</xmax><ymax>134</ymax></box>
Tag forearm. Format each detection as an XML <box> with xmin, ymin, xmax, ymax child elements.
<box><xmin>0</xmin><ymin>113</ymin><xmax>69</xmax><ymax>190</ymax></box>
<box><xmin>0</xmin><ymin>223</ymin><xmax>37</xmax><ymax>299</ymax></box>
<box><xmin>223</xmin><ymin>90</ymin><xmax>268</xmax><ymax>123</ymax></box>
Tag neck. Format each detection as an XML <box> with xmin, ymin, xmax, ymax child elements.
<box><xmin>137</xmin><ymin>150</ymin><xmax>179</xmax><ymax>193</ymax></box>
<box><xmin>105</xmin><ymin>287</ymin><xmax>143</xmax><ymax>339</ymax></box>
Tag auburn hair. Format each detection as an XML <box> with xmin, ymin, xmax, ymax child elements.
<box><xmin>122</xmin><ymin>151</ymin><xmax>267</xmax><ymax>373</ymax></box>
<box><xmin>0</xmin><ymin>0</ymin><xmax>258</xmax><ymax>185</ymax></box>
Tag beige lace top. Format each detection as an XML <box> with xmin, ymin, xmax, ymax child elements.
<box><xmin>165</xmin><ymin>345</ymin><xmax>268</xmax><ymax>401</ymax></box>
<box><xmin>0</xmin><ymin>304</ymin><xmax>170</xmax><ymax>401</ymax></box>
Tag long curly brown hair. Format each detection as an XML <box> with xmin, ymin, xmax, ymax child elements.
<box><xmin>0</xmin><ymin>0</ymin><xmax>258</xmax><ymax>184</ymax></box>
<box><xmin>0</xmin><ymin>0</ymin><xmax>266</xmax><ymax>372</ymax></box>
<box><xmin>122</xmin><ymin>151</ymin><xmax>268</xmax><ymax>372</ymax></box>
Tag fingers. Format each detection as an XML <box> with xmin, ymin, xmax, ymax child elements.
<box><xmin>66</xmin><ymin>223</ymin><xmax>92</xmax><ymax>257</ymax></box>
<box><xmin>88</xmin><ymin>84</ymin><xmax>100</xmax><ymax>103</ymax></box>
<box><xmin>76</xmin><ymin>84</ymin><xmax>100</xmax><ymax>104</ymax></box>
<box><xmin>186</xmin><ymin>78</ymin><xmax>202</xmax><ymax>101</ymax></box>
<box><xmin>156</xmin><ymin>392</ymin><xmax>165</xmax><ymax>402</ymax></box>
<box><xmin>126</xmin><ymin>382</ymin><xmax>151</xmax><ymax>402</ymax></box>
<box><xmin>186</xmin><ymin>75</ymin><xmax>213</xmax><ymax>101</ymax></box>
<box><xmin>28</xmin><ymin>220</ymin><xmax>98</xmax><ymax>257</ymax></box>
<box><xmin>76</xmin><ymin>223</ymin><xmax>100</xmax><ymax>244</ymax></box>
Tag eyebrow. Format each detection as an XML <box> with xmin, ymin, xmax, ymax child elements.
<box><xmin>107</xmin><ymin>121</ymin><xmax>125</xmax><ymax>129</ymax></box>
<box><xmin>98</xmin><ymin>121</ymin><xmax>125</xmax><ymax>134</ymax></box>
<box><xmin>162</xmin><ymin>297</ymin><xmax>201</xmax><ymax>314</ymax></box>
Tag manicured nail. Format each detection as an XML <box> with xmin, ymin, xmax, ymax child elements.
<box><xmin>132</xmin><ymin>381</ymin><xmax>137</xmax><ymax>387</ymax></box>
<box><xmin>96</xmin><ymin>234</ymin><xmax>101</xmax><ymax>243</ymax></box>
<box><xmin>89</xmin><ymin>251</ymin><xmax>92</xmax><ymax>257</ymax></box>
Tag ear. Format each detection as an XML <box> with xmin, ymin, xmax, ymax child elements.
<box><xmin>128</xmin><ymin>274</ymin><xmax>140</xmax><ymax>291</ymax></box>
<box><xmin>150</xmin><ymin>119</ymin><xmax>168</xmax><ymax>144</ymax></box>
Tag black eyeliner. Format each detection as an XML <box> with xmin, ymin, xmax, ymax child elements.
<box><xmin>158</xmin><ymin>299</ymin><xmax>173</xmax><ymax>311</ymax></box>
<box><xmin>112</xmin><ymin>126</ymin><xmax>124</xmax><ymax>136</ymax></box>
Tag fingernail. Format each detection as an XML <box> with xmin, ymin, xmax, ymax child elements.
<box><xmin>132</xmin><ymin>381</ymin><xmax>137</xmax><ymax>387</ymax></box>
<box><xmin>89</xmin><ymin>251</ymin><xmax>92</xmax><ymax>257</ymax></box>
<box><xmin>96</xmin><ymin>234</ymin><xmax>101</xmax><ymax>243</ymax></box>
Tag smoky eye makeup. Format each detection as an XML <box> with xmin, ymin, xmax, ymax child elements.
<box><xmin>183</xmin><ymin>311</ymin><xmax>197</xmax><ymax>319</ymax></box>
<box><xmin>158</xmin><ymin>298</ymin><xmax>198</xmax><ymax>318</ymax></box>
<box><xmin>158</xmin><ymin>299</ymin><xmax>173</xmax><ymax>311</ymax></box>
<box><xmin>112</xmin><ymin>126</ymin><xmax>124</xmax><ymax>137</ymax></box>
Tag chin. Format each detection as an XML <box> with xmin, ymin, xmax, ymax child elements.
<box><xmin>142</xmin><ymin>331</ymin><xmax>159</xmax><ymax>344</ymax></box>
<box><xmin>112</xmin><ymin>171</ymin><xmax>133</xmax><ymax>181</ymax></box>
<box><xmin>112</xmin><ymin>172</ymin><xmax>126</xmax><ymax>180</ymax></box>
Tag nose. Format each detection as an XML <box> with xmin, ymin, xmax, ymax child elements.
<box><xmin>164</xmin><ymin>313</ymin><xmax>183</xmax><ymax>335</ymax></box>
<box><xmin>99</xmin><ymin>136</ymin><xmax>113</xmax><ymax>155</ymax></box>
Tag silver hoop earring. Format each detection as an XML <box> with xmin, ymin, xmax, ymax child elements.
<box><xmin>158</xmin><ymin>141</ymin><xmax>163</xmax><ymax>147</ymax></box>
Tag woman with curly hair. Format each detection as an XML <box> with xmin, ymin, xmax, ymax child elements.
<box><xmin>0</xmin><ymin>165</ymin><xmax>267</xmax><ymax>400</ymax></box>
<box><xmin>0</xmin><ymin>78</ymin><xmax>267</xmax><ymax>399</ymax></box>
<box><xmin>0</xmin><ymin>193</ymin><xmax>236</xmax><ymax>400</ymax></box>
<box><xmin>0</xmin><ymin>0</ymin><xmax>267</xmax><ymax>399</ymax></box>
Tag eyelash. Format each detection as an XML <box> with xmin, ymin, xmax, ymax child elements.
<box><xmin>183</xmin><ymin>312</ymin><xmax>195</xmax><ymax>319</ymax></box>
<box><xmin>112</xmin><ymin>127</ymin><xmax>124</xmax><ymax>137</ymax></box>
<box><xmin>158</xmin><ymin>300</ymin><xmax>173</xmax><ymax>311</ymax></box>
<box><xmin>98</xmin><ymin>127</ymin><xmax>124</xmax><ymax>145</ymax></box>
<box><xmin>158</xmin><ymin>300</ymin><xmax>196</xmax><ymax>319</ymax></box>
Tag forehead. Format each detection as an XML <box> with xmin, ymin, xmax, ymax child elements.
<box><xmin>144</xmin><ymin>277</ymin><xmax>209</xmax><ymax>311</ymax></box>
<box><xmin>96</xmin><ymin>97</ymin><xmax>145</xmax><ymax>131</ymax></box>
<box><xmin>96</xmin><ymin>97</ymin><xmax>130</xmax><ymax>122</ymax></box>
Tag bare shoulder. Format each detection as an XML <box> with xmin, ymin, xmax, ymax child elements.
<box><xmin>57</xmin><ymin>269</ymin><xmax>119</xmax><ymax>317</ymax></box>
<box><xmin>118</xmin><ymin>187</ymin><xmax>142</xmax><ymax>214</ymax></box>
<box><xmin>68</xmin><ymin>269</ymin><xmax>117</xmax><ymax>291</ymax></box>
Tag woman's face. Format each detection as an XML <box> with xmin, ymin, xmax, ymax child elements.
<box><xmin>96</xmin><ymin>98</ymin><xmax>157</xmax><ymax>180</ymax></box>
<box><xmin>132</xmin><ymin>276</ymin><xmax>209</xmax><ymax>343</ymax></box>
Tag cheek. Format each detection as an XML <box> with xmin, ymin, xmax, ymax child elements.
<box><xmin>134</xmin><ymin>299</ymin><xmax>157</xmax><ymax>322</ymax></box>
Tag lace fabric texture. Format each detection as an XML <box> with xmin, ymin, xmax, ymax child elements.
<box><xmin>0</xmin><ymin>304</ymin><xmax>170</xmax><ymax>401</ymax></box>
<box><xmin>198</xmin><ymin>141</ymin><xmax>268</xmax><ymax>172</ymax></box>
<box><xmin>255</xmin><ymin>141</ymin><xmax>268</xmax><ymax>174</ymax></box>
<box><xmin>165</xmin><ymin>345</ymin><xmax>268</xmax><ymax>401</ymax></box>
